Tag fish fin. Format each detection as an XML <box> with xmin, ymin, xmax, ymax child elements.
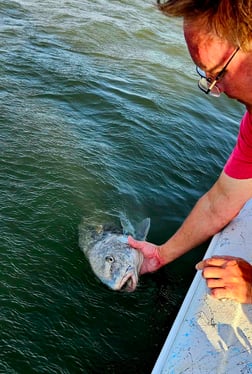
<box><xmin>134</xmin><ymin>218</ymin><xmax>151</xmax><ymax>240</ymax></box>
<box><xmin>78</xmin><ymin>220</ymin><xmax>92</xmax><ymax>255</ymax></box>
<box><xmin>78</xmin><ymin>220</ymin><xmax>104</xmax><ymax>255</ymax></box>
<box><xmin>119</xmin><ymin>214</ymin><xmax>135</xmax><ymax>236</ymax></box>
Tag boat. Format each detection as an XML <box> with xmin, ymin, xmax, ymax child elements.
<box><xmin>152</xmin><ymin>198</ymin><xmax>252</xmax><ymax>373</ymax></box>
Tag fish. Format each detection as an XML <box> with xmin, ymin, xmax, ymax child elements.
<box><xmin>78</xmin><ymin>216</ymin><xmax>150</xmax><ymax>292</ymax></box>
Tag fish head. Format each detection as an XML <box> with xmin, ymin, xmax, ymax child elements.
<box><xmin>88</xmin><ymin>234</ymin><xmax>144</xmax><ymax>292</ymax></box>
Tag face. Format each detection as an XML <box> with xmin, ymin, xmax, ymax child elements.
<box><xmin>90</xmin><ymin>239</ymin><xmax>143</xmax><ymax>291</ymax></box>
<box><xmin>183</xmin><ymin>20</ymin><xmax>252</xmax><ymax>109</ymax></box>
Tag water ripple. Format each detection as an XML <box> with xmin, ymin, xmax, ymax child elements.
<box><xmin>0</xmin><ymin>0</ymin><xmax>244</xmax><ymax>373</ymax></box>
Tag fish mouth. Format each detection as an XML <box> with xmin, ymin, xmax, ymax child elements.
<box><xmin>119</xmin><ymin>271</ymin><xmax>138</xmax><ymax>292</ymax></box>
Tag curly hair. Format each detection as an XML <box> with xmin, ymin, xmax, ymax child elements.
<box><xmin>157</xmin><ymin>0</ymin><xmax>252</xmax><ymax>51</ymax></box>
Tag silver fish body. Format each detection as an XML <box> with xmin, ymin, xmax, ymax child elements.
<box><xmin>79</xmin><ymin>217</ymin><xmax>150</xmax><ymax>292</ymax></box>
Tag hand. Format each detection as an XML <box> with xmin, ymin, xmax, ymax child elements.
<box><xmin>196</xmin><ymin>255</ymin><xmax>252</xmax><ymax>304</ymax></box>
<box><xmin>128</xmin><ymin>236</ymin><xmax>166</xmax><ymax>274</ymax></box>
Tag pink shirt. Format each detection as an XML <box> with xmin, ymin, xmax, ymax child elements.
<box><xmin>224</xmin><ymin>111</ymin><xmax>252</xmax><ymax>179</ymax></box>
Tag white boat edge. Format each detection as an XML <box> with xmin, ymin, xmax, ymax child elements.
<box><xmin>152</xmin><ymin>198</ymin><xmax>252</xmax><ymax>374</ymax></box>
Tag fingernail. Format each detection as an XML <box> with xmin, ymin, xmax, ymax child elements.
<box><xmin>195</xmin><ymin>261</ymin><xmax>203</xmax><ymax>270</ymax></box>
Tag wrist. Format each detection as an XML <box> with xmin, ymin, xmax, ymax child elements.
<box><xmin>157</xmin><ymin>244</ymin><xmax>169</xmax><ymax>266</ymax></box>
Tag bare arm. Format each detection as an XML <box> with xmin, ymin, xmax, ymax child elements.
<box><xmin>129</xmin><ymin>171</ymin><xmax>252</xmax><ymax>271</ymax></box>
<box><xmin>129</xmin><ymin>171</ymin><xmax>252</xmax><ymax>302</ymax></box>
<box><xmin>159</xmin><ymin>171</ymin><xmax>252</xmax><ymax>263</ymax></box>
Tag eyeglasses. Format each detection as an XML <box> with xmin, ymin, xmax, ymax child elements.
<box><xmin>196</xmin><ymin>47</ymin><xmax>240</xmax><ymax>97</ymax></box>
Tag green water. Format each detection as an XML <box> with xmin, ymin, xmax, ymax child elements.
<box><xmin>0</xmin><ymin>0</ymin><xmax>244</xmax><ymax>373</ymax></box>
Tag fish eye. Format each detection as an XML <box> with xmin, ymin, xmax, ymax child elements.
<box><xmin>105</xmin><ymin>255</ymin><xmax>114</xmax><ymax>263</ymax></box>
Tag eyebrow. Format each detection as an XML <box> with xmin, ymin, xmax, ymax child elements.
<box><xmin>199</xmin><ymin>62</ymin><xmax>223</xmax><ymax>75</ymax></box>
<box><xmin>199</xmin><ymin>48</ymin><xmax>240</xmax><ymax>75</ymax></box>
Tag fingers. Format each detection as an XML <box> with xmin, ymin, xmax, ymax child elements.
<box><xmin>128</xmin><ymin>236</ymin><xmax>154</xmax><ymax>259</ymax></box>
<box><xmin>206</xmin><ymin>278</ymin><xmax>225</xmax><ymax>289</ymax></box>
<box><xmin>202</xmin><ymin>266</ymin><xmax>223</xmax><ymax>279</ymax></box>
<box><xmin>128</xmin><ymin>237</ymin><xmax>165</xmax><ymax>273</ymax></box>
<box><xmin>128</xmin><ymin>236</ymin><xmax>144</xmax><ymax>250</ymax></box>
<box><xmin>210</xmin><ymin>288</ymin><xmax>235</xmax><ymax>300</ymax></box>
<box><xmin>128</xmin><ymin>235</ymin><xmax>136</xmax><ymax>247</ymax></box>
<box><xmin>197</xmin><ymin>260</ymin><xmax>225</xmax><ymax>290</ymax></box>
<box><xmin>195</xmin><ymin>254</ymin><xmax>252</xmax><ymax>303</ymax></box>
<box><xmin>195</xmin><ymin>255</ymin><xmax>252</xmax><ymax>302</ymax></box>
<box><xmin>196</xmin><ymin>256</ymin><xmax>233</xmax><ymax>284</ymax></box>
<box><xmin>196</xmin><ymin>257</ymin><xmax>226</xmax><ymax>270</ymax></box>
<box><xmin>196</xmin><ymin>256</ymin><xmax>238</xmax><ymax>270</ymax></box>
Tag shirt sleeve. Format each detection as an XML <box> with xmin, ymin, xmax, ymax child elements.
<box><xmin>224</xmin><ymin>111</ymin><xmax>252</xmax><ymax>179</ymax></box>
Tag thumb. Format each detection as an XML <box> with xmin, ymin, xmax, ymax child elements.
<box><xmin>128</xmin><ymin>235</ymin><xmax>144</xmax><ymax>250</ymax></box>
<box><xmin>195</xmin><ymin>260</ymin><xmax>205</xmax><ymax>270</ymax></box>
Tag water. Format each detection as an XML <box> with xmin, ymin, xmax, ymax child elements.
<box><xmin>0</xmin><ymin>1</ymin><xmax>244</xmax><ymax>373</ymax></box>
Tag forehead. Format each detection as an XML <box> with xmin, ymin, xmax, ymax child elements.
<box><xmin>183</xmin><ymin>21</ymin><xmax>233</xmax><ymax>71</ymax></box>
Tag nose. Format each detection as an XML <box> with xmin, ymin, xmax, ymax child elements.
<box><xmin>214</xmin><ymin>81</ymin><xmax>224</xmax><ymax>93</ymax></box>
